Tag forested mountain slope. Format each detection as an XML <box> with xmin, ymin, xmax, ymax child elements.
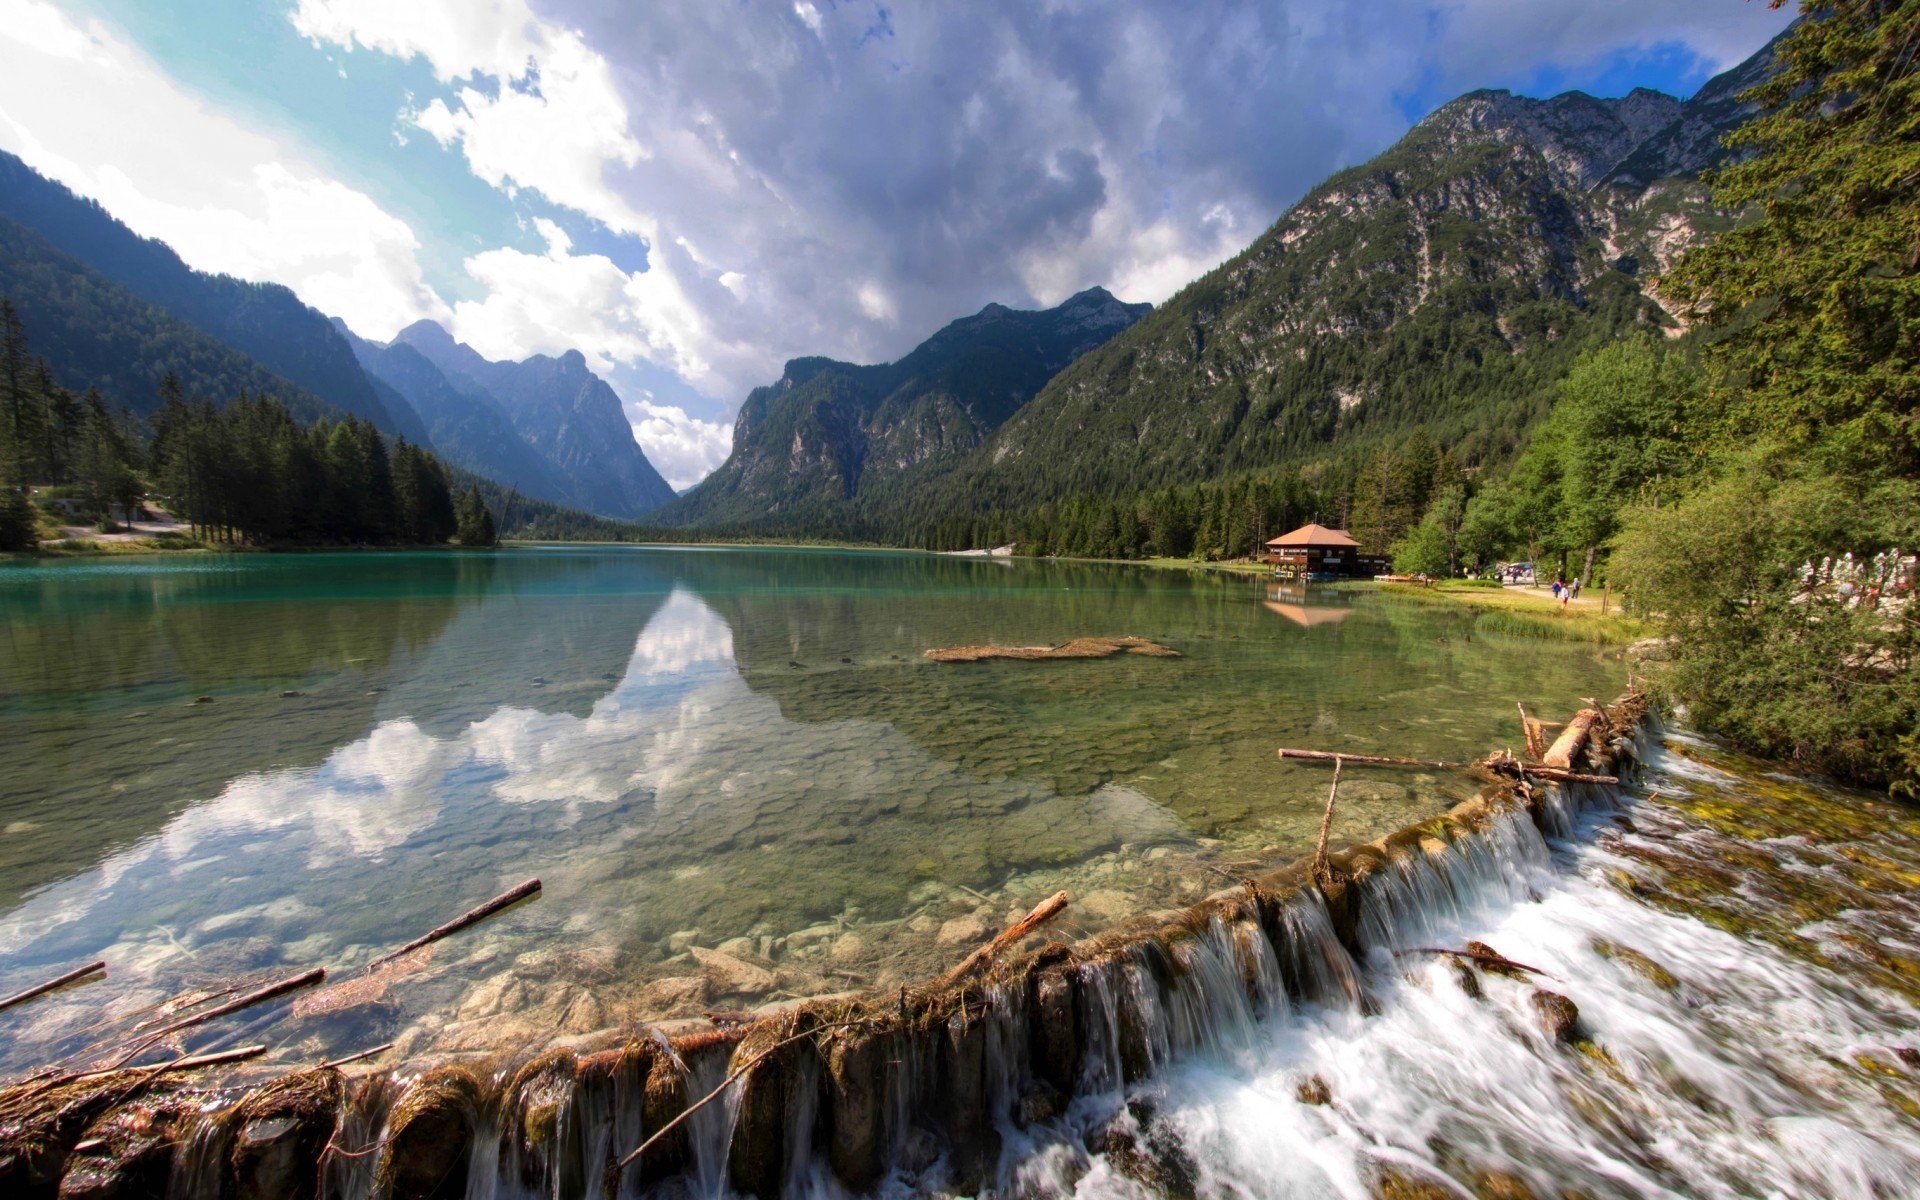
<box><xmin>0</xmin><ymin>151</ymin><xmax>425</xmax><ymax>441</ymax></box>
<box><xmin>0</xmin><ymin>213</ymin><xmax>359</xmax><ymax>427</ymax></box>
<box><xmin>393</xmin><ymin>320</ymin><xmax>676</xmax><ymax>518</ymax></box>
<box><xmin>653</xmin><ymin>286</ymin><xmax>1149</xmax><ymax>533</ymax></box>
<box><xmin>875</xmin><ymin>32</ymin><xmax>1779</xmax><ymax>537</ymax></box>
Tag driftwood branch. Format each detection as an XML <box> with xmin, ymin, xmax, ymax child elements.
<box><xmin>1277</xmin><ymin>747</ymin><xmax>1462</xmax><ymax>769</ymax></box>
<box><xmin>1312</xmin><ymin>756</ymin><xmax>1342</xmax><ymax>888</ymax></box>
<box><xmin>368</xmin><ymin>878</ymin><xmax>541</xmax><ymax>969</ymax></box>
<box><xmin>1397</xmin><ymin>947</ymin><xmax>1550</xmax><ymax>978</ymax></box>
<box><xmin>315</xmin><ymin>1042</ymin><xmax>394</xmax><ymax>1071</ymax></box>
<box><xmin>611</xmin><ymin>1020</ymin><xmax>870</xmax><ymax>1175</ymax></box>
<box><xmin>100</xmin><ymin>968</ymin><xmax>324</xmax><ymax>1070</ymax></box>
<box><xmin>1279</xmin><ymin>745</ymin><xmax>1616</xmax><ymax>785</ymax></box>
<box><xmin>938</xmin><ymin>891</ymin><xmax>1069</xmax><ymax>988</ymax></box>
<box><xmin>36</xmin><ymin>1044</ymin><xmax>269</xmax><ymax>1093</ymax></box>
<box><xmin>0</xmin><ymin>961</ymin><xmax>106</xmax><ymax>1014</ymax></box>
<box><xmin>1517</xmin><ymin>703</ymin><xmax>1542</xmax><ymax>760</ymax></box>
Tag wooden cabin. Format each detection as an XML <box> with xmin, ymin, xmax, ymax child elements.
<box><xmin>1264</xmin><ymin>523</ymin><xmax>1388</xmax><ymax>580</ymax></box>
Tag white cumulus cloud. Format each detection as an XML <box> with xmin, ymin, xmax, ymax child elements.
<box><xmin>627</xmin><ymin>402</ymin><xmax>733</xmax><ymax>492</ymax></box>
<box><xmin>0</xmin><ymin>0</ymin><xmax>448</xmax><ymax>339</ymax></box>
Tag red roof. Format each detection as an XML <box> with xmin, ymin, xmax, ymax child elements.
<box><xmin>1265</xmin><ymin>523</ymin><xmax>1359</xmax><ymax>549</ymax></box>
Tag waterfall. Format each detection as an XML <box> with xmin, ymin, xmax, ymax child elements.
<box><xmin>24</xmin><ymin>700</ymin><xmax>1920</xmax><ymax>1199</ymax></box>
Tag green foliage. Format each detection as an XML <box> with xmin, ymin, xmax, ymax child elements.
<box><xmin>455</xmin><ymin>485</ymin><xmax>498</xmax><ymax>547</ymax></box>
<box><xmin>1660</xmin><ymin>0</ymin><xmax>1920</xmax><ymax>476</ymax></box>
<box><xmin>1616</xmin><ymin>459</ymin><xmax>1919</xmax><ymax>794</ymax></box>
<box><xmin>1617</xmin><ymin>2</ymin><xmax>1920</xmax><ymax>795</ymax></box>
<box><xmin>1393</xmin><ymin>484</ymin><xmax>1465</xmax><ymax>576</ymax></box>
<box><xmin>1458</xmin><ymin>338</ymin><xmax>1703</xmax><ymax>577</ymax></box>
<box><xmin>148</xmin><ymin>382</ymin><xmax>460</xmax><ymax>547</ymax></box>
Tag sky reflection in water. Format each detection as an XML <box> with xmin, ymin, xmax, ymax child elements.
<box><xmin>0</xmin><ymin>548</ymin><xmax>1621</xmax><ymax>1067</ymax></box>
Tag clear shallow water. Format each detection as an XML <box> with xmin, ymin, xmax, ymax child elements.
<box><xmin>0</xmin><ymin>547</ymin><xmax>1620</xmax><ymax>1070</ymax></box>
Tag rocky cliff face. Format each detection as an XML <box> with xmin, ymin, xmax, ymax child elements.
<box><xmin>391</xmin><ymin>321</ymin><xmax>677</xmax><ymax>518</ymax></box>
<box><xmin>336</xmin><ymin>324</ymin><xmax>576</xmax><ymax>507</ymax></box>
<box><xmin>653</xmin><ymin>287</ymin><xmax>1149</xmax><ymax>531</ymax></box>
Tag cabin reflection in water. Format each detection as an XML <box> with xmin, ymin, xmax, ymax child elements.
<box><xmin>1262</xmin><ymin>581</ymin><xmax>1352</xmax><ymax>627</ymax></box>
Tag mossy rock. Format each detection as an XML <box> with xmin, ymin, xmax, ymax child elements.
<box><xmin>375</xmin><ymin>1066</ymin><xmax>483</xmax><ymax>1200</ymax></box>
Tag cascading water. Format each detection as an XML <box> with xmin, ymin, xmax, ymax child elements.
<box><xmin>15</xmin><ymin>710</ymin><xmax>1920</xmax><ymax>1200</ymax></box>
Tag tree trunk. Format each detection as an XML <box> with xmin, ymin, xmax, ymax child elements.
<box><xmin>1581</xmin><ymin>545</ymin><xmax>1596</xmax><ymax>588</ymax></box>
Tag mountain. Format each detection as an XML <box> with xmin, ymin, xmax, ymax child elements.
<box><xmin>652</xmin><ymin>286</ymin><xmax>1151</xmax><ymax>532</ymax></box>
<box><xmin>390</xmin><ymin>320</ymin><xmax>677</xmax><ymax>518</ymax></box>
<box><xmin>895</xmin><ymin>41</ymin><xmax>1781</xmax><ymax>530</ymax></box>
<box><xmin>660</xmin><ymin>33</ymin><xmax>1776</xmax><ymax>544</ymax></box>
<box><xmin>0</xmin><ymin>151</ymin><xmax>426</xmax><ymax>442</ymax></box>
<box><xmin>334</xmin><ymin>322</ymin><xmax>577</xmax><ymax>508</ymax></box>
<box><xmin>0</xmin><ymin>212</ymin><xmax>363</xmax><ymax>428</ymax></box>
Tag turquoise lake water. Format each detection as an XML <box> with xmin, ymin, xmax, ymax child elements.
<box><xmin>0</xmin><ymin>547</ymin><xmax>1622</xmax><ymax>1068</ymax></box>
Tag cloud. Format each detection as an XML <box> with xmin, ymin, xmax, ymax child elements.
<box><xmin>289</xmin><ymin>0</ymin><xmax>1792</xmax><ymax>422</ymax></box>
<box><xmin>627</xmin><ymin>402</ymin><xmax>733</xmax><ymax>492</ymax></box>
<box><xmin>0</xmin><ymin>0</ymin><xmax>448</xmax><ymax>340</ymax></box>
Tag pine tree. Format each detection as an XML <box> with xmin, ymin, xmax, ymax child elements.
<box><xmin>456</xmin><ymin>486</ymin><xmax>497</xmax><ymax>546</ymax></box>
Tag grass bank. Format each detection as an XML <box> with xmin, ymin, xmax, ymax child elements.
<box><xmin>1372</xmin><ymin>579</ymin><xmax>1651</xmax><ymax>644</ymax></box>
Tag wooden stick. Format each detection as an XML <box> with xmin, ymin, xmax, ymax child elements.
<box><xmin>315</xmin><ymin>1042</ymin><xmax>393</xmax><ymax>1071</ymax></box>
<box><xmin>1517</xmin><ymin>703</ymin><xmax>1542</xmax><ymax>760</ymax></box>
<box><xmin>1277</xmin><ymin>748</ymin><xmax>1464</xmax><ymax>769</ymax></box>
<box><xmin>100</xmin><ymin>968</ymin><xmax>324</xmax><ymax>1069</ymax></box>
<box><xmin>0</xmin><ymin>960</ymin><xmax>106</xmax><ymax>1014</ymax></box>
<box><xmin>368</xmin><ymin>878</ymin><xmax>541</xmax><ymax>969</ymax></box>
<box><xmin>1280</xmin><ymin>745</ymin><xmax>1615</xmax><ymax>785</ymax></box>
<box><xmin>1517</xmin><ymin>765</ymin><xmax>1618</xmax><ymax>785</ymax></box>
<box><xmin>1396</xmin><ymin>947</ymin><xmax>1550</xmax><ymax>978</ymax></box>
<box><xmin>611</xmin><ymin>1020</ymin><xmax>868</xmax><ymax>1175</ymax></box>
<box><xmin>1312</xmin><ymin>756</ymin><xmax>1342</xmax><ymax>887</ymax></box>
<box><xmin>47</xmin><ymin>1044</ymin><xmax>268</xmax><ymax>1089</ymax></box>
<box><xmin>938</xmin><ymin>891</ymin><xmax>1069</xmax><ymax>988</ymax></box>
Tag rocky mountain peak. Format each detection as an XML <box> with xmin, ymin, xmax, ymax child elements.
<box><xmin>1421</xmin><ymin>85</ymin><xmax>1685</xmax><ymax>189</ymax></box>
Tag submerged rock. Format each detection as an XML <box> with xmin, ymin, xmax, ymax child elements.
<box><xmin>1591</xmin><ymin>938</ymin><xmax>1680</xmax><ymax>992</ymax></box>
<box><xmin>1096</xmin><ymin>1102</ymin><xmax>1198</xmax><ymax>1200</ymax></box>
<box><xmin>691</xmin><ymin>947</ymin><xmax>776</xmax><ymax>995</ymax></box>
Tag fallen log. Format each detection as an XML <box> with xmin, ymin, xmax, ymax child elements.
<box><xmin>0</xmin><ymin>960</ymin><xmax>106</xmax><ymax>1014</ymax></box>
<box><xmin>611</xmin><ymin>1019</ymin><xmax>870</xmax><ymax>1177</ymax></box>
<box><xmin>368</xmin><ymin>878</ymin><xmax>541</xmax><ymax>969</ymax></box>
<box><xmin>100</xmin><ymin>968</ymin><xmax>325</xmax><ymax>1069</ymax></box>
<box><xmin>924</xmin><ymin>636</ymin><xmax>1179</xmax><ymax>663</ymax></box>
<box><xmin>1278</xmin><ymin>746</ymin><xmax>1616</xmax><ymax>785</ymax></box>
<box><xmin>1277</xmin><ymin>748</ymin><xmax>1462</xmax><ymax>769</ymax></box>
<box><xmin>938</xmin><ymin>891</ymin><xmax>1069</xmax><ymax>988</ymax></box>
<box><xmin>1543</xmin><ymin>709</ymin><xmax>1601</xmax><ymax>770</ymax></box>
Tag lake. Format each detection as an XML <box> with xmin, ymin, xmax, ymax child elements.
<box><xmin>0</xmin><ymin>547</ymin><xmax>1622</xmax><ymax>1070</ymax></box>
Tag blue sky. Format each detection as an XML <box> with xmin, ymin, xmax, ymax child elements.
<box><xmin>0</xmin><ymin>0</ymin><xmax>1793</xmax><ymax>486</ymax></box>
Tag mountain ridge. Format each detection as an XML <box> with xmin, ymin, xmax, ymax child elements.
<box><xmin>652</xmin><ymin>286</ymin><xmax>1150</xmax><ymax>531</ymax></box>
<box><xmin>0</xmin><ymin>150</ymin><xmax>426</xmax><ymax>442</ymax></box>
<box><xmin>390</xmin><ymin>320</ymin><xmax>677</xmax><ymax>518</ymax></box>
<box><xmin>841</xmin><ymin>31</ymin><xmax>1784</xmax><ymax>540</ymax></box>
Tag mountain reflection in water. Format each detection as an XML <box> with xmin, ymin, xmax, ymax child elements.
<box><xmin>0</xmin><ymin>547</ymin><xmax>1620</xmax><ymax>1070</ymax></box>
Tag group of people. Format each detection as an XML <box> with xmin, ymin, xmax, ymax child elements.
<box><xmin>1551</xmin><ymin>576</ymin><xmax>1583</xmax><ymax>605</ymax></box>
